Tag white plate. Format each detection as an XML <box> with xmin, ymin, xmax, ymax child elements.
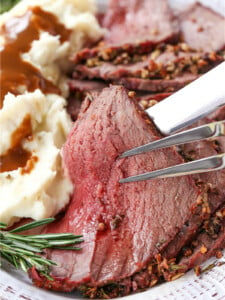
<box><xmin>1</xmin><ymin>0</ymin><xmax>225</xmax><ymax>299</ymax></box>
<box><xmin>1</xmin><ymin>257</ymin><xmax>225</xmax><ymax>300</ymax></box>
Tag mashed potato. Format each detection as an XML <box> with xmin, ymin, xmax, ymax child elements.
<box><xmin>0</xmin><ymin>0</ymin><xmax>104</xmax><ymax>225</ymax></box>
<box><xmin>0</xmin><ymin>91</ymin><xmax>73</xmax><ymax>225</ymax></box>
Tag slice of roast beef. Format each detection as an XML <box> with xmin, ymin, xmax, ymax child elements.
<box><xmin>179</xmin><ymin>3</ymin><xmax>225</xmax><ymax>52</ymax></box>
<box><xmin>68</xmin><ymin>78</ymin><xmax>171</xmax><ymax>116</ymax></box>
<box><xmin>72</xmin><ymin>2</ymin><xmax>224</xmax><ymax>67</ymax></box>
<box><xmin>68</xmin><ymin>80</ymin><xmax>108</xmax><ymax>120</ymax></box>
<box><xmin>31</xmin><ymin>85</ymin><xmax>200</xmax><ymax>294</ymax></box>
<box><xmin>73</xmin><ymin>48</ymin><xmax>223</xmax><ymax>81</ymax></box>
<box><xmin>115</xmin><ymin>73</ymin><xmax>198</xmax><ymax>92</ymax></box>
<box><xmin>72</xmin><ymin>0</ymin><xmax>179</xmax><ymax>66</ymax></box>
<box><xmin>102</xmin><ymin>0</ymin><xmax>179</xmax><ymax>45</ymax></box>
<box><xmin>72</xmin><ymin>40</ymin><xmax>159</xmax><ymax>65</ymax></box>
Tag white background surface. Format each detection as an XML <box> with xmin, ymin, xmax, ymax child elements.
<box><xmin>1</xmin><ymin>0</ymin><xmax>225</xmax><ymax>299</ymax></box>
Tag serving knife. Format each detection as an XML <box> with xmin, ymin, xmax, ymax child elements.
<box><xmin>146</xmin><ymin>61</ymin><xmax>225</xmax><ymax>135</ymax></box>
<box><xmin>119</xmin><ymin>62</ymin><xmax>225</xmax><ymax>183</ymax></box>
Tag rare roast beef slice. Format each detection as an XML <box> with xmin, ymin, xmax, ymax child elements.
<box><xmin>73</xmin><ymin>48</ymin><xmax>223</xmax><ymax>81</ymax></box>
<box><xmin>67</xmin><ymin>79</ymin><xmax>171</xmax><ymax>118</ymax></box>
<box><xmin>68</xmin><ymin>78</ymin><xmax>171</xmax><ymax>117</ymax></box>
<box><xmin>102</xmin><ymin>0</ymin><xmax>179</xmax><ymax>45</ymax></box>
<box><xmin>179</xmin><ymin>3</ymin><xmax>225</xmax><ymax>52</ymax></box>
<box><xmin>72</xmin><ymin>40</ymin><xmax>159</xmax><ymax>65</ymax></box>
<box><xmin>73</xmin><ymin>45</ymin><xmax>224</xmax><ymax>81</ymax></box>
<box><xmin>72</xmin><ymin>0</ymin><xmax>179</xmax><ymax>65</ymax></box>
<box><xmin>31</xmin><ymin>86</ymin><xmax>200</xmax><ymax>292</ymax></box>
<box><xmin>115</xmin><ymin>73</ymin><xmax>198</xmax><ymax>92</ymax></box>
<box><xmin>72</xmin><ymin>2</ymin><xmax>224</xmax><ymax>66</ymax></box>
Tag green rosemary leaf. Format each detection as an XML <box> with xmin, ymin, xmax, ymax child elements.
<box><xmin>40</xmin><ymin>271</ymin><xmax>54</xmax><ymax>281</ymax></box>
<box><xmin>49</xmin><ymin>240</ymin><xmax>84</xmax><ymax>249</ymax></box>
<box><xmin>30</xmin><ymin>256</ymin><xmax>57</xmax><ymax>267</ymax></box>
<box><xmin>4</xmin><ymin>232</ymin><xmax>47</xmax><ymax>243</ymax></box>
<box><xmin>0</xmin><ymin>245</ymin><xmax>18</xmax><ymax>256</ymax></box>
<box><xmin>12</xmin><ymin>254</ymin><xmax>19</xmax><ymax>269</ymax></box>
<box><xmin>25</xmin><ymin>257</ymin><xmax>47</xmax><ymax>271</ymax></box>
<box><xmin>46</xmin><ymin>239</ymin><xmax>81</xmax><ymax>246</ymax></box>
<box><xmin>1</xmin><ymin>252</ymin><xmax>15</xmax><ymax>266</ymax></box>
<box><xmin>0</xmin><ymin>0</ymin><xmax>21</xmax><ymax>14</ymax></box>
<box><xmin>52</xmin><ymin>246</ymin><xmax>82</xmax><ymax>250</ymax></box>
<box><xmin>25</xmin><ymin>242</ymin><xmax>49</xmax><ymax>249</ymax></box>
<box><xmin>3</xmin><ymin>235</ymin><xmax>48</xmax><ymax>249</ymax></box>
<box><xmin>0</xmin><ymin>241</ymin><xmax>12</xmax><ymax>248</ymax></box>
<box><xmin>29</xmin><ymin>233</ymin><xmax>83</xmax><ymax>240</ymax></box>
<box><xmin>48</xmin><ymin>239</ymin><xmax>84</xmax><ymax>246</ymax></box>
<box><xmin>19</xmin><ymin>258</ymin><xmax>29</xmax><ymax>272</ymax></box>
<box><xmin>8</xmin><ymin>239</ymin><xmax>43</xmax><ymax>253</ymax></box>
<box><xmin>0</xmin><ymin>222</ymin><xmax>7</xmax><ymax>229</ymax></box>
<box><xmin>9</xmin><ymin>218</ymin><xmax>55</xmax><ymax>233</ymax></box>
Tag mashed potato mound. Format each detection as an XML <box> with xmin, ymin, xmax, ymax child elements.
<box><xmin>0</xmin><ymin>91</ymin><xmax>73</xmax><ymax>225</ymax></box>
<box><xmin>0</xmin><ymin>0</ymin><xmax>104</xmax><ymax>225</ymax></box>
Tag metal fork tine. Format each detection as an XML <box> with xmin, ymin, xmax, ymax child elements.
<box><xmin>119</xmin><ymin>154</ymin><xmax>225</xmax><ymax>183</ymax></box>
<box><xmin>120</xmin><ymin>120</ymin><xmax>225</xmax><ymax>158</ymax></box>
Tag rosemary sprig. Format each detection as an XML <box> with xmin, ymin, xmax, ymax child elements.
<box><xmin>0</xmin><ymin>0</ymin><xmax>21</xmax><ymax>14</ymax></box>
<box><xmin>0</xmin><ymin>218</ymin><xmax>83</xmax><ymax>278</ymax></box>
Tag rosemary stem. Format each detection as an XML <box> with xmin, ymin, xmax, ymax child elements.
<box><xmin>0</xmin><ymin>218</ymin><xmax>83</xmax><ymax>279</ymax></box>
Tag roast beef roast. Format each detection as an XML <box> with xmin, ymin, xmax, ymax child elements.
<box><xmin>29</xmin><ymin>0</ymin><xmax>225</xmax><ymax>297</ymax></box>
<box><xmin>31</xmin><ymin>86</ymin><xmax>202</xmax><ymax>295</ymax></box>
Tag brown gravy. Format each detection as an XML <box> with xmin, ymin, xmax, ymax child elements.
<box><xmin>0</xmin><ymin>115</ymin><xmax>34</xmax><ymax>173</ymax></box>
<box><xmin>0</xmin><ymin>6</ymin><xmax>71</xmax><ymax>173</ymax></box>
<box><xmin>0</xmin><ymin>6</ymin><xmax>71</xmax><ymax>108</ymax></box>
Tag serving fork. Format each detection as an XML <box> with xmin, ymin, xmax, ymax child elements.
<box><xmin>119</xmin><ymin>62</ymin><xmax>225</xmax><ymax>183</ymax></box>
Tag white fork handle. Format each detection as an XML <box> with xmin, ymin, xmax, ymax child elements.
<box><xmin>146</xmin><ymin>62</ymin><xmax>225</xmax><ymax>135</ymax></box>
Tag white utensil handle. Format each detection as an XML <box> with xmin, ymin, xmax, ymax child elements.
<box><xmin>146</xmin><ymin>62</ymin><xmax>225</xmax><ymax>135</ymax></box>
